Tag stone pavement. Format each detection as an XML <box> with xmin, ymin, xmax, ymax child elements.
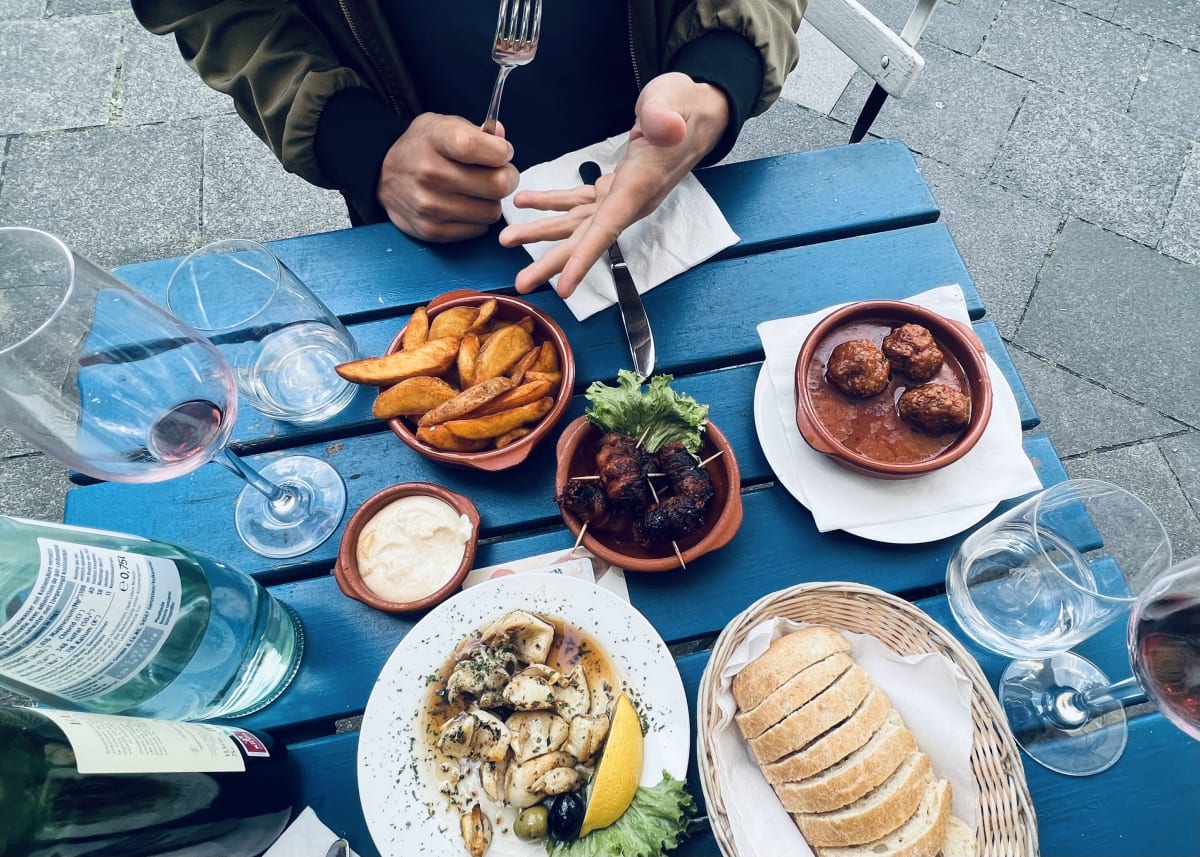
<box><xmin>2</xmin><ymin>0</ymin><xmax>1199</xmax><ymax>562</ymax></box>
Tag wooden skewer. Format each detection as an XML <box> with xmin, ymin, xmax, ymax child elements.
<box><xmin>697</xmin><ymin>449</ymin><xmax>725</xmax><ymax>469</ymax></box>
<box><xmin>636</xmin><ymin>426</ymin><xmax>652</xmax><ymax>449</ymax></box>
<box><xmin>572</xmin><ymin>471</ymin><xmax>665</xmax><ymax>481</ymax></box>
<box><xmin>570</xmin><ymin>522</ymin><xmax>588</xmax><ymax>555</ymax></box>
<box><xmin>645</xmin><ymin>477</ymin><xmax>686</xmax><ymax>570</ymax></box>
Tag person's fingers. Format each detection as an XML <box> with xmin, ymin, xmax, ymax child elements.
<box><xmin>511</xmin><ymin>186</ymin><xmax>597</xmax><ymax>212</ymax></box>
<box><xmin>635</xmin><ymin>100</ymin><xmax>688</xmax><ymax>147</ymax></box>
<box><xmin>498</xmin><ymin>205</ymin><xmax>594</xmax><ymax>247</ymax></box>
<box><xmin>434</xmin><ymin>115</ymin><xmax>514</xmax><ymax>168</ymax></box>
<box><xmin>514</xmin><ymin>238</ymin><xmax>579</xmax><ymax>294</ymax></box>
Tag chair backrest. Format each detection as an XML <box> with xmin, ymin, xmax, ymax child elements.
<box><xmin>801</xmin><ymin>0</ymin><xmax>939</xmax><ymax>141</ymax></box>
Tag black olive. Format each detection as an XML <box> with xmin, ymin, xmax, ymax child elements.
<box><xmin>547</xmin><ymin>792</ymin><xmax>585</xmax><ymax>842</ymax></box>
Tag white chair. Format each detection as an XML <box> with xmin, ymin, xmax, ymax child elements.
<box><xmin>802</xmin><ymin>0</ymin><xmax>940</xmax><ymax>142</ymax></box>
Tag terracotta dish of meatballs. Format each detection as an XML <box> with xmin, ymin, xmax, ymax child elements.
<box><xmin>794</xmin><ymin>300</ymin><xmax>993</xmax><ymax>479</ymax></box>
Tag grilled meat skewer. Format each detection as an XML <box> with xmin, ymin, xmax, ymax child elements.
<box><xmin>596</xmin><ymin>432</ymin><xmax>651</xmax><ymax>507</ymax></box>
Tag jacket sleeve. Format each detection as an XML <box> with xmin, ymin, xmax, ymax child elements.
<box><xmin>131</xmin><ymin>0</ymin><xmax>368</xmax><ymax>188</ymax></box>
<box><xmin>665</xmin><ymin>0</ymin><xmax>806</xmax><ymax>117</ymax></box>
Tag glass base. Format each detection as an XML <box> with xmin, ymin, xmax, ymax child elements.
<box><xmin>234</xmin><ymin>456</ymin><xmax>346</xmax><ymax>558</ymax></box>
<box><xmin>1001</xmin><ymin>652</ymin><xmax>1128</xmax><ymax>776</ymax></box>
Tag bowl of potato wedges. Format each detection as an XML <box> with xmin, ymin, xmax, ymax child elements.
<box><xmin>335</xmin><ymin>290</ymin><xmax>574</xmax><ymax>471</ymax></box>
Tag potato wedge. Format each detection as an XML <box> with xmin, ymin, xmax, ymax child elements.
<box><xmin>468</xmin><ymin>298</ymin><xmax>498</xmax><ymax>332</ymax></box>
<box><xmin>372</xmin><ymin>376</ymin><xmax>458</xmax><ymax>419</ymax></box>
<box><xmin>475</xmin><ymin>324</ymin><xmax>534</xmax><ymax>382</ymax></box>
<box><xmin>523</xmin><ymin>370</ymin><xmax>562</xmax><ymax>387</ymax></box>
<box><xmin>507</xmin><ymin>346</ymin><xmax>541</xmax><ymax>385</ymax></box>
<box><xmin>470</xmin><ymin>378</ymin><xmax>553</xmax><ymax>417</ymax></box>
<box><xmin>336</xmin><ymin>336</ymin><xmax>460</xmax><ymax>386</ymax></box>
<box><xmin>443</xmin><ymin>396</ymin><xmax>553</xmax><ymax>440</ymax></box>
<box><xmin>495</xmin><ymin>427</ymin><xmax>531</xmax><ymax>449</ymax></box>
<box><xmin>530</xmin><ymin>340</ymin><xmax>559</xmax><ymax>373</ymax></box>
<box><xmin>429</xmin><ymin>306</ymin><xmax>478</xmax><ymax>340</ymax></box>
<box><xmin>417</xmin><ymin>424</ymin><xmax>490</xmax><ymax>452</ymax></box>
<box><xmin>418</xmin><ymin>376</ymin><xmax>514</xmax><ymax>427</ymax></box>
<box><xmin>401</xmin><ymin>306</ymin><xmax>429</xmax><ymax>351</ymax></box>
<box><xmin>457</xmin><ymin>331</ymin><xmax>480</xmax><ymax>389</ymax></box>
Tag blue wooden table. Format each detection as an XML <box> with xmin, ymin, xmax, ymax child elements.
<box><xmin>68</xmin><ymin>139</ymin><xmax>1198</xmax><ymax>856</ymax></box>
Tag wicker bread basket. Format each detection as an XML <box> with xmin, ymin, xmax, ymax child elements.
<box><xmin>697</xmin><ymin>581</ymin><xmax>1038</xmax><ymax>857</ymax></box>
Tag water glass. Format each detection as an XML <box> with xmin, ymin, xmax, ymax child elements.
<box><xmin>166</xmin><ymin>240</ymin><xmax>357</xmax><ymax>424</ymax></box>
<box><xmin>947</xmin><ymin>478</ymin><xmax>1172</xmax><ymax>659</ymax></box>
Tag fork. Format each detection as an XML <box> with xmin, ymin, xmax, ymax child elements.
<box><xmin>480</xmin><ymin>0</ymin><xmax>543</xmax><ymax>135</ymax></box>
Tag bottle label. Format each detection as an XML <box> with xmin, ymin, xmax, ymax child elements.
<box><xmin>0</xmin><ymin>538</ymin><xmax>182</xmax><ymax>702</ymax></box>
<box><xmin>35</xmin><ymin>709</ymin><xmax>254</xmax><ymax>774</ymax></box>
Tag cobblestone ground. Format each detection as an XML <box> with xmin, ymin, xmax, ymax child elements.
<box><xmin>2</xmin><ymin>0</ymin><xmax>1198</xmax><ymax>569</ymax></box>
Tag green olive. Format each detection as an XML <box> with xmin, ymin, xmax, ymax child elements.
<box><xmin>514</xmin><ymin>806</ymin><xmax>550</xmax><ymax>840</ymax></box>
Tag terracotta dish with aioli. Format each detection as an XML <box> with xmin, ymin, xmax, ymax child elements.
<box><xmin>795</xmin><ymin>300</ymin><xmax>993</xmax><ymax>480</ymax></box>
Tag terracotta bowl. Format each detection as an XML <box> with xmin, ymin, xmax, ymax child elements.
<box><xmin>387</xmin><ymin>290</ymin><xmax>575</xmax><ymax>471</ymax></box>
<box><xmin>333</xmin><ymin>482</ymin><xmax>480</xmax><ymax>614</ymax></box>
<box><xmin>794</xmin><ymin>300</ymin><xmax>993</xmax><ymax>480</ymax></box>
<box><xmin>554</xmin><ymin>417</ymin><xmax>743</xmax><ymax>572</ymax></box>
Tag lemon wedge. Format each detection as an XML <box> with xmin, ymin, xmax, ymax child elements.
<box><xmin>579</xmin><ymin>693</ymin><xmax>644</xmax><ymax>837</ymax></box>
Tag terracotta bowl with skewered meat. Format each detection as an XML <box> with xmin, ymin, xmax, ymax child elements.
<box><xmin>553</xmin><ymin>417</ymin><xmax>743</xmax><ymax>572</ymax></box>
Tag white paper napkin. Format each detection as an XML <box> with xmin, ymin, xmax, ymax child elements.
<box><xmin>756</xmin><ymin>285</ymin><xmax>1042</xmax><ymax>532</ymax></box>
<box><xmin>264</xmin><ymin>807</ymin><xmax>359</xmax><ymax>857</ymax></box>
<box><xmin>713</xmin><ymin>618</ymin><xmax>977</xmax><ymax>857</ymax></box>
<box><xmin>500</xmin><ymin>132</ymin><xmax>740</xmax><ymax>321</ymax></box>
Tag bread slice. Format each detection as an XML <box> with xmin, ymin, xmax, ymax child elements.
<box><xmin>939</xmin><ymin>816</ymin><xmax>975</xmax><ymax>857</ymax></box>
<box><xmin>762</xmin><ymin>687</ymin><xmax>892</xmax><ymax>784</ymax></box>
<box><xmin>736</xmin><ymin>652</ymin><xmax>853</xmax><ymax>740</ymax></box>
<box><xmin>732</xmin><ymin>627</ymin><xmax>852</xmax><ymax>711</ymax></box>
<box><xmin>749</xmin><ymin>664</ymin><xmax>872</xmax><ymax>765</ymax></box>
<box><xmin>794</xmin><ymin>751</ymin><xmax>932</xmax><ymax>847</ymax></box>
<box><xmin>775</xmin><ymin>708</ymin><xmax>916</xmax><ymax>813</ymax></box>
<box><xmin>816</xmin><ymin>778</ymin><xmax>953</xmax><ymax>857</ymax></box>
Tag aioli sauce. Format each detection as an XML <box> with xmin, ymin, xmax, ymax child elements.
<box><xmin>356</xmin><ymin>495</ymin><xmax>473</xmax><ymax>602</ymax></box>
<box><xmin>808</xmin><ymin>320</ymin><xmax>970</xmax><ymax>464</ymax></box>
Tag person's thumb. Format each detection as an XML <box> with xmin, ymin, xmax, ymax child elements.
<box><xmin>634</xmin><ymin>99</ymin><xmax>687</xmax><ymax>147</ymax></box>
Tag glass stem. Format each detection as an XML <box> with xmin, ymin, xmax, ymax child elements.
<box><xmin>1047</xmin><ymin>676</ymin><xmax>1148</xmax><ymax>729</ymax></box>
<box><xmin>219</xmin><ymin>447</ymin><xmax>299</xmax><ymax>514</ymax></box>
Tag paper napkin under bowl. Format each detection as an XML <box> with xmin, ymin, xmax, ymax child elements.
<box><xmin>264</xmin><ymin>807</ymin><xmax>360</xmax><ymax>857</ymax></box>
<box><xmin>756</xmin><ymin>285</ymin><xmax>1042</xmax><ymax>533</ymax></box>
<box><xmin>500</xmin><ymin>132</ymin><xmax>739</xmax><ymax>321</ymax></box>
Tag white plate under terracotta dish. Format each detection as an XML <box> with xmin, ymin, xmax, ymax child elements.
<box><xmin>358</xmin><ymin>574</ymin><xmax>689</xmax><ymax>857</ymax></box>
<box><xmin>752</xmin><ymin>359</ymin><xmax>1019</xmax><ymax>544</ymax></box>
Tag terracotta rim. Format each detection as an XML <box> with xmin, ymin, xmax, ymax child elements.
<box><xmin>333</xmin><ymin>482</ymin><xmax>480</xmax><ymax>614</ymax></box>
<box><xmin>387</xmin><ymin>290</ymin><xmax>575</xmax><ymax>471</ymax></box>
<box><xmin>554</xmin><ymin>417</ymin><xmax>744</xmax><ymax>572</ymax></box>
<box><xmin>794</xmin><ymin>299</ymin><xmax>994</xmax><ymax>479</ymax></box>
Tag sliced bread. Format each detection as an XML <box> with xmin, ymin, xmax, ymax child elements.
<box><xmin>939</xmin><ymin>816</ymin><xmax>975</xmax><ymax>857</ymax></box>
<box><xmin>816</xmin><ymin>777</ymin><xmax>953</xmax><ymax>857</ymax></box>
<box><xmin>731</xmin><ymin>627</ymin><xmax>853</xmax><ymax>711</ymax></box>
<box><xmin>736</xmin><ymin>652</ymin><xmax>854</xmax><ymax>740</ymax></box>
<box><xmin>774</xmin><ymin>708</ymin><xmax>916</xmax><ymax>813</ymax></box>
<box><xmin>749</xmin><ymin>664</ymin><xmax>873</xmax><ymax>765</ymax></box>
<box><xmin>794</xmin><ymin>751</ymin><xmax>933</xmax><ymax>847</ymax></box>
<box><xmin>762</xmin><ymin>687</ymin><xmax>892</xmax><ymax>785</ymax></box>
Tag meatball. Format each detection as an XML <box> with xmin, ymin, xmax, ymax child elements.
<box><xmin>897</xmin><ymin>383</ymin><xmax>971</xmax><ymax>434</ymax></box>
<box><xmin>825</xmin><ymin>339</ymin><xmax>890</xmax><ymax>398</ymax></box>
<box><xmin>882</xmin><ymin>323</ymin><xmax>944</xmax><ymax>381</ymax></box>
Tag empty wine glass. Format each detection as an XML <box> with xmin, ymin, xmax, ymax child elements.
<box><xmin>0</xmin><ymin>227</ymin><xmax>343</xmax><ymax>559</ymax></box>
<box><xmin>946</xmin><ymin>478</ymin><xmax>1173</xmax><ymax>774</ymax></box>
<box><xmin>999</xmin><ymin>553</ymin><xmax>1200</xmax><ymax>776</ymax></box>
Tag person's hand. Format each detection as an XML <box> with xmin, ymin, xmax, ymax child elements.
<box><xmin>377</xmin><ymin>113</ymin><xmax>520</xmax><ymax>242</ymax></box>
<box><xmin>498</xmin><ymin>72</ymin><xmax>730</xmax><ymax>297</ymax></box>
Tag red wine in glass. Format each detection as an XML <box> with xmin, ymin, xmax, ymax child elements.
<box><xmin>1132</xmin><ymin>594</ymin><xmax>1200</xmax><ymax>740</ymax></box>
<box><xmin>148</xmin><ymin>399</ymin><xmax>225</xmax><ymax>464</ymax></box>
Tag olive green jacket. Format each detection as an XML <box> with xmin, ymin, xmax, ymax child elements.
<box><xmin>132</xmin><ymin>0</ymin><xmax>805</xmax><ymax>190</ymax></box>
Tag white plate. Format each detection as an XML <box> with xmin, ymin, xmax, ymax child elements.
<box><xmin>358</xmin><ymin>574</ymin><xmax>690</xmax><ymax>857</ymax></box>
<box><xmin>752</xmin><ymin>365</ymin><xmax>1002</xmax><ymax>544</ymax></box>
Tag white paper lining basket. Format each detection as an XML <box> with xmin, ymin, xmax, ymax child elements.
<box><xmin>696</xmin><ymin>581</ymin><xmax>1039</xmax><ymax>857</ymax></box>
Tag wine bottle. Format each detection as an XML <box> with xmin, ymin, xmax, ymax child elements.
<box><xmin>0</xmin><ymin>516</ymin><xmax>303</xmax><ymax>721</ymax></box>
<box><xmin>0</xmin><ymin>706</ymin><xmax>295</xmax><ymax>857</ymax></box>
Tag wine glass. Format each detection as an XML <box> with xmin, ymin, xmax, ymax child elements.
<box><xmin>946</xmin><ymin>478</ymin><xmax>1173</xmax><ymax>775</ymax></box>
<box><xmin>999</xmin><ymin>553</ymin><xmax>1200</xmax><ymax>777</ymax></box>
<box><xmin>0</xmin><ymin>227</ymin><xmax>342</xmax><ymax>559</ymax></box>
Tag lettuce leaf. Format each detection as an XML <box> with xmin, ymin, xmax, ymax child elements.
<box><xmin>545</xmin><ymin>772</ymin><xmax>697</xmax><ymax>857</ymax></box>
<box><xmin>584</xmin><ymin>371</ymin><xmax>709</xmax><ymax>454</ymax></box>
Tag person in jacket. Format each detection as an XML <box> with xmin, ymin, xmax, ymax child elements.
<box><xmin>132</xmin><ymin>1</ymin><xmax>804</xmax><ymax>298</ymax></box>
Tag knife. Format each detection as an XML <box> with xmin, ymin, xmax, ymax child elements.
<box><xmin>579</xmin><ymin>160</ymin><xmax>655</xmax><ymax>379</ymax></box>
